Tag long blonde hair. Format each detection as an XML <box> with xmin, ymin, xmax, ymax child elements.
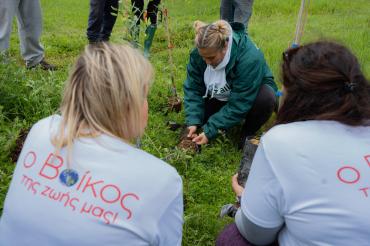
<box><xmin>53</xmin><ymin>43</ymin><xmax>153</xmax><ymax>154</ymax></box>
<box><xmin>193</xmin><ymin>20</ymin><xmax>231</xmax><ymax>50</ymax></box>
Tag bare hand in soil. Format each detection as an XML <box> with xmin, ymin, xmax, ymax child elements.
<box><xmin>192</xmin><ymin>132</ymin><xmax>208</xmax><ymax>145</ymax></box>
<box><xmin>187</xmin><ymin>126</ymin><xmax>198</xmax><ymax>139</ymax></box>
<box><xmin>178</xmin><ymin>127</ymin><xmax>200</xmax><ymax>153</ymax></box>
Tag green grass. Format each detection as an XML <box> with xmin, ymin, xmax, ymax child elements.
<box><xmin>1</xmin><ymin>0</ymin><xmax>369</xmax><ymax>245</ymax></box>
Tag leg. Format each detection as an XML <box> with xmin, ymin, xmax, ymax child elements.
<box><xmin>233</xmin><ymin>0</ymin><xmax>254</xmax><ymax>30</ymax></box>
<box><xmin>100</xmin><ymin>0</ymin><xmax>119</xmax><ymax>41</ymax></box>
<box><xmin>16</xmin><ymin>0</ymin><xmax>44</xmax><ymax>67</ymax></box>
<box><xmin>131</xmin><ymin>0</ymin><xmax>144</xmax><ymax>25</ymax></box>
<box><xmin>86</xmin><ymin>0</ymin><xmax>105</xmax><ymax>42</ymax></box>
<box><xmin>147</xmin><ymin>0</ymin><xmax>161</xmax><ymax>25</ymax></box>
<box><xmin>216</xmin><ymin>223</ymin><xmax>253</xmax><ymax>246</ymax></box>
<box><xmin>220</xmin><ymin>0</ymin><xmax>235</xmax><ymax>23</ymax></box>
<box><xmin>0</xmin><ymin>0</ymin><xmax>18</xmax><ymax>52</ymax></box>
<box><xmin>240</xmin><ymin>84</ymin><xmax>276</xmax><ymax>144</ymax></box>
<box><xmin>143</xmin><ymin>0</ymin><xmax>161</xmax><ymax>57</ymax></box>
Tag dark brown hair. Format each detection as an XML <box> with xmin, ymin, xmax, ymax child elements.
<box><xmin>276</xmin><ymin>41</ymin><xmax>370</xmax><ymax>126</ymax></box>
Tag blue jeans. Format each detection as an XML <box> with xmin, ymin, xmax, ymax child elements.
<box><xmin>86</xmin><ymin>0</ymin><xmax>119</xmax><ymax>42</ymax></box>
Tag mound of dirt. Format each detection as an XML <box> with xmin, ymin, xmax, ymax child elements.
<box><xmin>177</xmin><ymin>128</ymin><xmax>200</xmax><ymax>153</ymax></box>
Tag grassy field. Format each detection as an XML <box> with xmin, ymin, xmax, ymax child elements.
<box><xmin>0</xmin><ymin>0</ymin><xmax>369</xmax><ymax>244</ymax></box>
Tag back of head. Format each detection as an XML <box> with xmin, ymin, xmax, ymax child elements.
<box><xmin>193</xmin><ymin>20</ymin><xmax>231</xmax><ymax>50</ymax></box>
<box><xmin>277</xmin><ymin>41</ymin><xmax>370</xmax><ymax>126</ymax></box>
<box><xmin>55</xmin><ymin>43</ymin><xmax>153</xmax><ymax>150</ymax></box>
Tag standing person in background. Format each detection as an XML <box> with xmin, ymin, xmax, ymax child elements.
<box><xmin>217</xmin><ymin>41</ymin><xmax>370</xmax><ymax>246</ymax></box>
<box><xmin>86</xmin><ymin>0</ymin><xmax>119</xmax><ymax>43</ymax></box>
<box><xmin>184</xmin><ymin>20</ymin><xmax>277</xmax><ymax>148</ymax></box>
<box><xmin>220</xmin><ymin>0</ymin><xmax>254</xmax><ymax>31</ymax></box>
<box><xmin>131</xmin><ymin>0</ymin><xmax>161</xmax><ymax>57</ymax></box>
<box><xmin>0</xmin><ymin>0</ymin><xmax>56</xmax><ymax>70</ymax></box>
<box><xmin>0</xmin><ymin>43</ymin><xmax>183</xmax><ymax>246</ymax></box>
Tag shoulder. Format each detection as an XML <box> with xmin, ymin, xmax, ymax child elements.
<box><xmin>261</xmin><ymin>121</ymin><xmax>319</xmax><ymax>145</ymax></box>
<box><xmin>28</xmin><ymin>115</ymin><xmax>61</xmax><ymax>139</ymax></box>
<box><xmin>32</xmin><ymin>114</ymin><xmax>60</xmax><ymax>128</ymax></box>
<box><xmin>187</xmin><ymin>48</ymin><xmax>207</xmax><ymax>76</ymax></box>
<box><xmin>261</xmin><ymin>120</ymin><xmax>366</xmax><ymax>151</ymax></box>
<box><xmin>189</xmin><ymin>48</ymin><xmax>204</xmax><ymax>66</ymax></box>
<box><xmin>232</xmin><ymin>35</ymin><xmax>265</xmax><ymax>72</ymax></box>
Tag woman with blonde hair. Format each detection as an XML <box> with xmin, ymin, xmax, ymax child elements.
<box><xmin>184</xmin><ymin>20</ymin><xmax>278</xmax><ymax>148</ymax></box>
<box><xmin>0</xmin><ymin>43</ymin><xmax>183</xmax><ymax>245</ymax></box>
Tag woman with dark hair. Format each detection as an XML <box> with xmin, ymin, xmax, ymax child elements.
<box><xmin>217</xmin><ymin>41</ymin><xmax>370</xmax><ymax>246</ymax></box>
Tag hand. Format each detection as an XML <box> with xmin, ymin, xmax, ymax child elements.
<box><xmin>192</xmin><ymin>132</ymin><xmax>209</xmax><ymax>145</ymax></box>
<box><xmin>187</xmin><ymin>126</ymin><xmax>198</xmax><ymax>139</ymax></box>
<box><xmin>231</xmin><ymin>173</ymin><xmax>244</xmax><ymax>197</ymax></box>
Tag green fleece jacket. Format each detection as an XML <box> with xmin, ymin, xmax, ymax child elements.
<box><xmin>184</xmin><ymin>22</ymin><xmax>277</xmax><ymax>140</ymax></box>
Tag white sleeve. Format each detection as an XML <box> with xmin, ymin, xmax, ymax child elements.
<box><xmin>158</xmin><ymin>184</ymin><xmax>183</xmax><ymax>246</ymax></box>
<box><xmin>235</xmin><ymin>208</ymin><xmax>281</xmax><ymax>245</ymax></box>
<box><xmin>240</xmin><ymin>142</ymin><xmax>285</xmax><ymax>229</ymax></box>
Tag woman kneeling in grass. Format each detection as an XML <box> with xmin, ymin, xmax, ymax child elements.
<box><xmin>184</xmin><ymin>20</ymin><xmax>278</xmax><ymax>148</ymax></box>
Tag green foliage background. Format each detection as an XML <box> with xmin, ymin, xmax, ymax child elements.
<box><xmin>0</xmin><ymin>0</ymin><xmax>369</xmax><ymax>245</ymax></box>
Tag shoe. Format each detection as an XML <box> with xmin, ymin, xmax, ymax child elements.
<box><xmin>27</xmin><ymin>59</ymin><xmax>57</xmax><ymax>71</ymax></box>
<box><xmin>143</xmin><ymin>24</ymin><xmax>157</xmax><ymax>58</ymax></box>
<box><xmin>220</xmin><ymin>204</ymin><xmax>238</xmax><ymax>218</ymax></box>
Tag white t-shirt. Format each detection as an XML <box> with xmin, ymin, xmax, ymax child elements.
<box><xmin>241</xmin><ymin>120</ymin><xmax>370</xmax><ymax>246</ymax></box>
<box><xmin>0</xmin><ymin>115</ymin><xmax>183</xmax><ymax>246</ymax></box>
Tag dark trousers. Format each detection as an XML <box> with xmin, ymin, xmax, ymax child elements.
<box><xmin>87</xmin><ymin>0</ymin><xmax>119</xmax><ymax>42</ymax></box>
<box><xmin>216</xmin><ymin>223</ymin><xmax>279</xmax><ymax>246</ymax></box>
<box><xmin>204</xmin><ymin>84</ymin><xmax>276</xmax><ymax>147</ymax></box>
<box><xmin>131</xmin><ymin>0</ymin><xmax>161</xmax><ymax>25</ymax></box>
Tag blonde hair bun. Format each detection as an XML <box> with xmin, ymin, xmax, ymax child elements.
<box><xmin>213</xmin><ymin>20</ymin><xmax>231</xmax><ymax>36</ymax></box>
<box><xmin>194</xmin><ymin>19</ymin><xmax>231</xmax><ymax>50</ymax></box>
